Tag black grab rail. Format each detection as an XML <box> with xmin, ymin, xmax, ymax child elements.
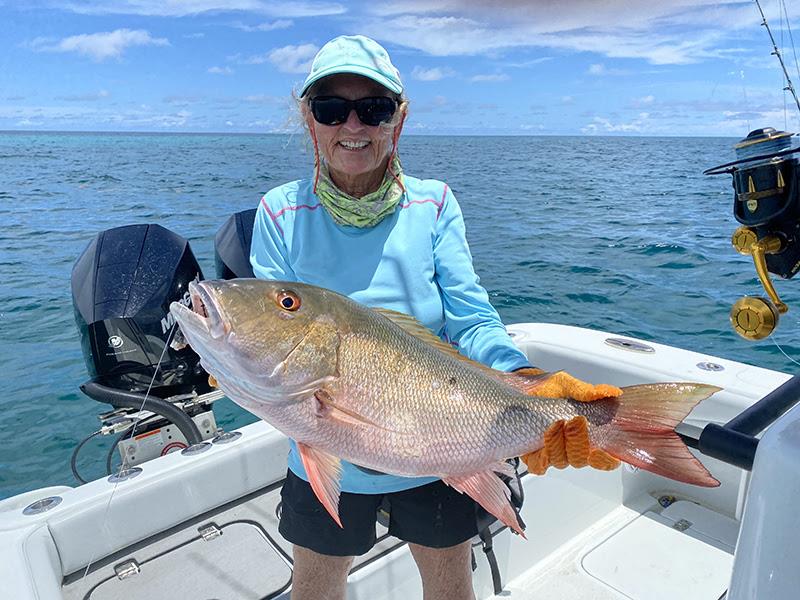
<box><xmin>678</xmin><ymin>375</ymin><xmax>800</xmax><ymax>471</ymax></box>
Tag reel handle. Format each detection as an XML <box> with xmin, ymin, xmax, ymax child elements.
<box><xmin>731</xmin><ymin>226</ymin><xmax>788</xmax><ymax>340</ymax></box>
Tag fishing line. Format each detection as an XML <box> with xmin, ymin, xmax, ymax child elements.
<box><xmin>80</xmin><ymin>321</ymin><xmax>179</xmax><ymax>584</ymax></box>
<box><xmin>779</xmin><ymin>0</ymin><xmax>800</xmax><ymax>128</ymax></box>
<box><xmin>780</xmin><ymin>0</ymin><xmax>788</xmax><ymax>130</ymax></box>
<box><xmin>771</xmin><ymin>336</ymin><xmax>800</xmax><ymax>369</ymax></box>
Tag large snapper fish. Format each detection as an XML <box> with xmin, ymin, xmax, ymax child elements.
<box><xmin>170</xmin><ymin>279</ymin><xmax>720</xmax><ymax>535</ymax></box>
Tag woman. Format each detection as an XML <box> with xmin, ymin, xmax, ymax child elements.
<box><xmin>250</xmin><ymin>35</ymin><xmax>611</xmax><ymax>600</ymax></box>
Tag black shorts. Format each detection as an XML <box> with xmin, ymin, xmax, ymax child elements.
<box><xmin>278</xmin><ymin>470</ymin><xmax>482</xmax><ymax>556</ymax></box>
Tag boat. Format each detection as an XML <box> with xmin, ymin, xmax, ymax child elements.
<box><xmin>1</xmin><ymin>316</ymin><xmax>797</xmax><ymax>599</ymax></box>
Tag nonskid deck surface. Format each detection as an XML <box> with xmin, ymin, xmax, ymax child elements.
<box><xmin>60</xmin><ymin>473</ymin><xmax>736</xmax><ymax>600</ymax></box>
<box><xmin>61</xmin><ymin>477</ymin><xmax>403</xmax><ymax>600</ymax></box>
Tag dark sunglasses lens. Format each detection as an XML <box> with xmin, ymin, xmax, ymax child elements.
<box><xmin>355</xmin><ymin>97</ymin><xmax>397</xmax><ymax>126</ymax></box>
<box><xmin>311</xmin><ymin>98</ymin><xmax>350</xmax><ymax>125</ymax></box>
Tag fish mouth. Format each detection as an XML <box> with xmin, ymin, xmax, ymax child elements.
<box><xmin>170</xmin><ymin>281</ymin><xmax>227</xmax><ymax>341</ymax></box>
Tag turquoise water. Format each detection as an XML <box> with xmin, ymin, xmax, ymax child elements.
<box><xmin>2</xmin><ymin>132</ymin><xmax>799</xmax><ymax>500</ymax></box>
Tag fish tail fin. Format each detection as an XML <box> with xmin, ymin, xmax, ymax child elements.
<box><xmin>596</xmin><ymin>383</ymin><xmax>722</xmax><ymax>487</ymax></box>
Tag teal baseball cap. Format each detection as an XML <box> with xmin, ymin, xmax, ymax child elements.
<box><xmin>301</xmin><ymin>35</ymin><xmax>403</xmax><ymax>97</ymax></box>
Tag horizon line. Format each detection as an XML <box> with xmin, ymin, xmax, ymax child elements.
<box><xmin>0</xmin><ymin>129</ymin><xmax>743</xmax><ymax>139</ymax></box>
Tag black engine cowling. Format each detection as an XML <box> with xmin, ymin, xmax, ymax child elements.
<box><xmin>72</xmin><ymin>223</ymin><xmax>211</xmax><ymax>397</ymax></box>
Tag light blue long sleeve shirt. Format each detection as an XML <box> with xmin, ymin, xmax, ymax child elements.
<box><xmin>250</xmin><ymin>174</ymin><xmax>531</xmax><ymax>493</ymax></box>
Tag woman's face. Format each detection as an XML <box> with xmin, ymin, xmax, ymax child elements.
<box><xmin>305</xmin><ymin>74</ymin><xmax>399</xmax><ymax>187</ymax></box>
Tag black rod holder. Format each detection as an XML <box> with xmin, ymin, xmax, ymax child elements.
<box><xmin>725</xmin><ymin>375</ymin><xmax>800</xmax><ymax>436</ymax></box>
<box><xmin>697</xmin><ymin>424</ymin><xmax>760</xmax><ymax>471</ymax></box>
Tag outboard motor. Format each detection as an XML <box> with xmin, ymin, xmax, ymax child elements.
<box><xmin>215</xmin><ymin>208</ymin><xmax>257</xmax><ymax>278</ymax></box>
<box><xmin>705</xmin><ymin>127</ymin><xmax>800</xmax><ymax>339</ymax></box>
<box><xmin>70</xmin><ymin>224</ymin><xmax>218</xmax><ymax>479</ymax></box>
<box><xmin>72</xmin><ymin>223</ymin><xmax>210</xmax><ymax>396</ymax></box>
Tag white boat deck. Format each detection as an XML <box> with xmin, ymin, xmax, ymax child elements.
<box><xmin>498</xmin><ymin>497</ymin><xmax>735</xmax><ymax>600</ymax></box>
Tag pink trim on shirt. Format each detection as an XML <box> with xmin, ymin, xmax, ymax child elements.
<box><xmin>261</xmin><ymin>196</ymin><xmax>322</xmax><ymax>236</ymax></box>
<box><xmin>399</xmin><ymin>184</ymin><xmax>448</xmax><ymax>220</ymax></box>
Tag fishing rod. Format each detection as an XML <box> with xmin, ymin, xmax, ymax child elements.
<box><xmin>754</xmin><ymin>0</ymin><xmax>800</xmax><ymax>115</ymax></box>
<box><xmin>704</xmin><ymin>0</ymin><xmax>800</xmax><ymax>341</ymax></box>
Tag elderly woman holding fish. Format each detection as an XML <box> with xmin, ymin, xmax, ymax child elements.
<box><xmin>248</xmin><ymin>35</ymin><xmax>616</xmax><ymax>600</ymax></box>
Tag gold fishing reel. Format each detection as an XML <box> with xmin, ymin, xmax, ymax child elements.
<box><xmin>730</xmin><ymin>226</ymin><xmax>788</xmax><ymax>340</ymax></box>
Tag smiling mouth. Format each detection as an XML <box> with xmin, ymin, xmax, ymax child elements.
<box><xmin>339</xmin><ymin>140</ymin><xmax>370</xmax><ymax>150</ymax></box>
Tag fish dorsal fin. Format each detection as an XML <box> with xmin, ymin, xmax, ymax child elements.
<box><xmin>373</xmin><ymin>308</ymin><xmax>501</xmax><ymax>377</ymax></box>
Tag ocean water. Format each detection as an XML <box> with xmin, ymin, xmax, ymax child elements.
<box><xmin>2</xmin><ymin>132</ymin><xmax>799</xmax><ymax>501</ymax></box>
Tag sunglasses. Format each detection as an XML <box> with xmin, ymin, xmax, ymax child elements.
<box><xmin>309</xmin><ymin>96</ymin><xmax>398</xmax><ymax>127</ymax></box>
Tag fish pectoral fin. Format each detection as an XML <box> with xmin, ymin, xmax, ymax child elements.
<box><xmin>313</xmin><ymin>389</ymin><xmax>407</xmax><ymax>434</ymax></box>
<box><xmin>296</xmin><ymin>442</ymin><xmax>344</xmax><ymax>528</ymax></box>
<box><xmin>443</xmin><ymin>468</ymin><xmax>525</xmax><ymax>538</ymax></box>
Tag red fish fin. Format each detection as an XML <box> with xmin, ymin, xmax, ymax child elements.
<box><xmin>506</xmin><ymin>369</ymin><xmax>622</xmax><ymax>402</ymax></box>
<box><xmin>598</xmin><ymin>383</ymin><xmax>722</xmax><ymax>487</ymax></box>
<box><xmin>297</xmin><ymin>442</ymin><xmax>344</xmax><ymax>527</ymax></box>
<box><xmin>444</xmin><ymin>466</ymin><xmax>526</xmax><ymax>538</ymax></box>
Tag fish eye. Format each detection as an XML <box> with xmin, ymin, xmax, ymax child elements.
<box><xmin>276</xmin><ymin>290</ymin><xmax>301</xmax><ymax>311</ymax></box>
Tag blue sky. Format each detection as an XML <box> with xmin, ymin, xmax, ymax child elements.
<box><xmin>2</xmin><ymin>0</ymin><xmax>799</xmax><ymax>135</ymax></box>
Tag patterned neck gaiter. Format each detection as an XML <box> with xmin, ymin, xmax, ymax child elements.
<box><xmin>315</xmin><ymin>155</ymin><xmax>405</xmax><ymax>228</ymax></box>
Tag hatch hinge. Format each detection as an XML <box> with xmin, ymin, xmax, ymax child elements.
<box><xmin>114</xmin><ymin>559</ymin><xmax>141</xmax><ymax>580</ymax></box>
<box><xmin>198</xmin><ymin>523</ymin><xmax>223</xmax><ymax>541</ymax></box>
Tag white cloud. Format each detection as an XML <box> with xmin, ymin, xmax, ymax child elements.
<box><xmin>267</xmin><ymin>43</ymin><xmax>318</xmax><ymax>73</ymax></box>
<box><xmin>243</xmin><ymin>94</ymin><xmax>281</xmax><ymax>103</ymax></box>
<box><xmin>183</xmin><ymin>32</ymin><xmax>205</xmax><ymax>39</ymax></box>
<box><xmin>55</xmin><ymin>90</ymin><xmax>110</xmax><ymax>101</ymax></box>
<box><xmin>411</xmin><ymin>66</ymin><xmax>455</xmax><ymax>81</ymax></box>
<box><xmin>208</xmin><ymin>66</ymin><xmax>234</xmax><ymax>75</ymax></box>
<box><xmin>633</xmin><ymin>95</ymin><xmax>656</xmax><ymax>106</ymax></box>
<box><xmin>581</xmin><ymin>112</ymin><xmax>651</xmax><ymax>134</ymax></box>
<box><xmin>587</xmin><ymin>63</ymin><xmax>631</xmax><ymax>76</ymax></box>
<box><xmin>29</xmin><ymin>29</ymin><xmax>168</xmax><ymax>61</ymax></box>
<box><xmin>234</xmin><ymin>19</ymin><xmax>293</xmax><ymax>31</ymax></box>
<box><xmin>54</xmin><ymin>1</ymin><xmax>345</xmax><ymax>18</ymax></box>
<box><xmin>164</xmin><ymin>94</ymin><xmax>205</xmax><ymax>106</ymax></box>
<box><xmin>470</xmin><ymin>73</ymin><xmax>509</xmax><ymax>83</ymax></box>
<box><xmin>361</xmin><ymin>1</ymin><xmax>761</xmax><ymax>65</ymax></box>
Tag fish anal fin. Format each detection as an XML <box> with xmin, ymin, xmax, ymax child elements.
<box><xmin>443</xmin><ymin>467</ymin><xmax>526</xmax><ymax>538</ymax></box>
<box><xmin>296</xmin><ymin>442</ymin><xmax>343</xmax><ymax>528</ymax></box>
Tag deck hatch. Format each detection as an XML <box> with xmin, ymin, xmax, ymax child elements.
<box><xmin>83</xmin><ymin>521</ymin><xmax>291</xmax><ymax>600</ymax></box>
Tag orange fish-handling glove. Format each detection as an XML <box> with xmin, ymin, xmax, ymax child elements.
<box><xmin>514</xmin><ymin>368</ymin><xmax>623</xmax><ymax>475</ymax></box>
